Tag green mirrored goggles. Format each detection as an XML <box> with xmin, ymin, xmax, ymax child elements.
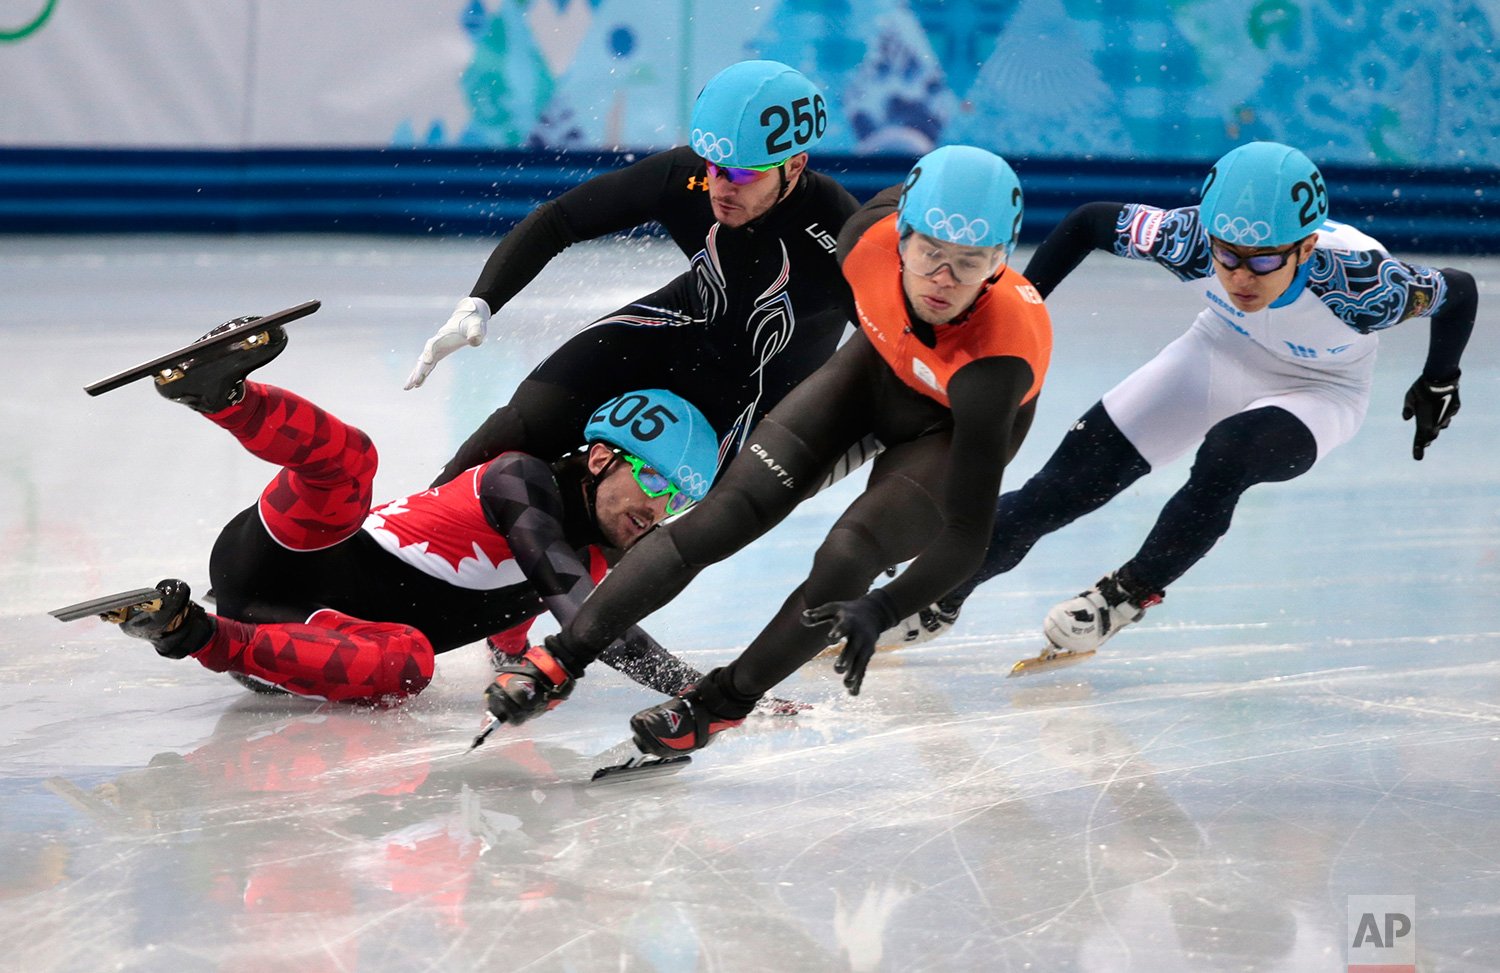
<box><xmin>621</xmin><ymin>453</ymin><xmax>694</xmax><ymax>515</ymax></box>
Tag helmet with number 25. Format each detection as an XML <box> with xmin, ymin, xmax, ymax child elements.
<box><xmin>1199</xmin><ymin>141</ymin><xmax>1329</xmax><ymax>248</ymax></box>
<box><xmin>584</xmin><ymin>390</ymin><xmax>719</xmax><ymax>510</ymax></box>
<box><xmin>689</xmin><ymin>60</ymin><xmax>827</xmax><ymax>169</ymax></box>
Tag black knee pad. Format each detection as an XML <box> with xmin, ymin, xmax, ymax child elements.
<box><xmin>1193</xmin><ymin>408</ymin><xmax>1316</xmax><ymax>492</ymax></box>
<box><xmin>806</xmin><ymin>521</ymin><xmax>886</xmax><ymax>607</ymax></box>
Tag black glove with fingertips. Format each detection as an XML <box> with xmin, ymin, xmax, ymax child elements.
<box><xmin>802</xmin><ymin>589</ymin><xmax>901</xmax><ymax>696</ymax></box>
<box><xmin>1402</xmin><ymin>371</ymin><xmax>1460</xmax><ymax>461</ymax></box>
<box><xmin>484</xmin><ymin>640</ymin><xmax>579</xmax><ymax>725</ymax></box>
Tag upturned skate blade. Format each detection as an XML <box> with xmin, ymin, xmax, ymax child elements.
<box><xmin>49</xmin><ymin>588</ymin><xmax>164</xmax><ymax>623</ymax></box>
<box><xmin>84</xmin><ymin>299</ymin><xmax>320</xmax><ymax>397</ymax></box>
<box><xmin>1008</xmin><ymin>646</ymin><xmax>1096</xmax><ymax>678</ymax></box>
<box><xmin>588</xmin><ymin>754</ymin><xmax>692</xmax><ymax>785</ymax></box>
<box><xmin>44</xmin><ymin>778</ymin><xmax>128</xmax><ymax>829</ymax></box>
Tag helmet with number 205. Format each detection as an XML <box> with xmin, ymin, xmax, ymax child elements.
<box><xmin>689</xmin><ymin>60</ymin><xmax>827</xmax><ymax>168</ymax></box>
<box><xmin>584</xmin><ymin>390</ymin><xmax>719</xmax><ymax>504</ymax></box>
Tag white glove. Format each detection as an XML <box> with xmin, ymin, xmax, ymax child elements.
<box><xmin>404</xmin><ymin>296</ymin><xmax>491</xmax><ymax>389</ymax></box>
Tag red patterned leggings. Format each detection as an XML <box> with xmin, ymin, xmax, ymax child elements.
<box><xmin>191</xmin><ymin>383</ymin><xmax>435</xmax><ymax>703</ymax></box>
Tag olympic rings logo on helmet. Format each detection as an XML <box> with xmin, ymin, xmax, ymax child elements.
<box><xmin>923</xmin><ymin>208</ymin><xmax>992</xmax><ymax>246</ymax></box>
<box><xmin>672</xmin><ymin>467</ymin><xmax>710</xmax><ymax>497</ymax></box>
<box><xmin>584</xmin><ymin>389</ymin><xmax>719</xmax><ymax>504</ymax></box>
<box><xmin>1211</xmin><ymin>214</ymin><xmax>1274</xmax><ymax>246</ymax></box>
<box><xmin>691</xmin><ymin>129</ymin><xmax>735</xmax><ymax>164</ymax></box>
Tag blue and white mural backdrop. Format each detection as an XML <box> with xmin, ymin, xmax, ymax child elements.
<box><xmin>1</xmin><ymin>0</ymin><xmax>1496</xmax><ymax>167</ymax></box>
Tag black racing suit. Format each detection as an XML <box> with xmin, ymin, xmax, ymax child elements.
<box><xmin>436</xmin><ymin>145</ymin><xmax>860</xmax><ymax>483</ymax></box>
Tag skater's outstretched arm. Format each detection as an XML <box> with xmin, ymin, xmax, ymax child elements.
<box><xmin>1028</xmin><ymin>201</ymin><xmax>1233</xmax><ymax>301</ymax></box>
<box><xmin>467</xmin><ymin>150</ymin><xmax>693</xmax><ymax>314</ymax></box>
<box><xmin>867</xmin><ymin>357</ymin><xmax>1034</xmax><ymax>617</ymax></box>
<box><xmin>1400</xmin><ymin>265</ymin><xmax>1478</xmax><ymax>460</ymax></box>
<box><xmin>808</xmin><ymin>357</ymin><xmax>1036</xmax><ymax>693</ymax></box>
<box><xmin>1300</xmin><ymin>251</ymin><xmax>1475</xmax><ymax>461</ymax></box>
<box><xmin>1020</xmin><ymin>201</ymin><xmax>1125</xmax><ymax>298</ymax></box>
<box><xmin>477</xmin><ymin>453</ymin><xmax>701</xmax><ymax>694</ymax></box>
<box><xmin>407</xmin><ymin>149</ymin><xmax>698</xmax><ymax>389</ymax></box>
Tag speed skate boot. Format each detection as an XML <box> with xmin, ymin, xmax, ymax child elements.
<box><xmin>1043</xmin><ymin>570</ymin><xmax>1162</xmax><ymax>654</ymax></box>
<box><xmin>880</xmin><ymin>594</ymin><xmax>963</xmax><ymax>649</ymax></box>
<box><xmin>153</xmin><ymin>315</ymin><xmax>288</xmax><ymax>413</ymax></box>
<box><xmin>116</xmin><ymin>579</ymin><xmax>215</xmax><ymax>659</ymax></box>
<box><xmin>629</xmin><ymin>671</ymin><xmax>749</xmax><ymax>758</ymax></box>
<box><xmin>485</xmin><ymin>640</ymin><xmax>577</xmax><ymax>726</ymax></box>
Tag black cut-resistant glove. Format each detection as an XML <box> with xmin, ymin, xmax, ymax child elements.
<box><xmin>802</xmin><ymin>589</ymin><xmax>900</xmax><ymax>696</ymax></box>
<box><xmin>1402</xmin><ymin>372</ymin><xmax>1460</xmax><ymax>461</ymax></box>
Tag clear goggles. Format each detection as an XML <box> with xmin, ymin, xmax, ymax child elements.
<box><xmin>899</xmin><ymin>234</ymin><xmax>1006</xmax><ymax>285</ymax></box>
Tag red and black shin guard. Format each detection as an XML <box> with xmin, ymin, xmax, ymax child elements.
<box><xmin>191</xmin><ymin>608</ymin><xmax>435</xmax><ymax>703</ymax></box>
<box><xmin>205</xmin><ymin>382</ymin><xmax>379</xmax><ymax>550</ymax></box>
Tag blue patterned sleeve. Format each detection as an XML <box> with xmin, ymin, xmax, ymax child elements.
<box><xmin>1306</xmin><ymin>251</ymin><xmax>1450</xmax><ymax>334</ymax></box>
<box><xmin>1112</xmin><ymin>204</ymin><xmax>1215</xmax><ymax>282</ymax></box>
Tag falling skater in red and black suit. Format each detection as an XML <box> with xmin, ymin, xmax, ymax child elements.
<box><xmin>95</xmin><ymin>314</ymin><xmax>722</xmax><ymax>705</ymax></box>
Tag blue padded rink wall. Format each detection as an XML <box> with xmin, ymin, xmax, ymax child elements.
<box><xmin>0</xmin><ymin>230</ymin><xmax>1496</xmax><ymax>972</ymax></box>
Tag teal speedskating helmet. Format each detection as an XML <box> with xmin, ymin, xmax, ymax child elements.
<box><xmin>689</xmin><ymin>60</ymin><xmax>826</xmax><ymax>169</ymax></box>
<box><xmin>897</xmin><ymin>144</ymin><xmax>1024</xmax><ymax>257</ymax></box>
<box><xmin>584</xmin><ymin>390</ymin><xmax>718</xmax><ymax>512</ymax></box>
<box><xmin>1199</xmin><ymin>141</ymin><xmax>1329</xmax><ymax>247</ymax></box>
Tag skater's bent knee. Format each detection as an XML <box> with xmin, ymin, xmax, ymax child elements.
<box><xmin>806</xmin><ymin>523</ymin><xmax>885</xmax><ymax>605</ymax></box>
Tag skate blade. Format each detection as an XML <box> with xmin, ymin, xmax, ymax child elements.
<box><xmin>49</xmin><ymin>588</ymin><xmax>164</xmax><ymax>623</ymax></box>
<box><xmin>588</xmin><ymin>754</ymin><xmax>692</xmax><ymax>785</ymax></box>
<box><xmin>84</xmin><ymin>299</ymin><xmax>320</xmax><ymax>397</ymax></box>
<box><xmin>1008</xmin><ymin>646</ymin><xmax>1096</xmax><ymax>678</ymax></box>
<box><xmin>465</xmin><ymin>714</ymin><xmax>502</xmax><ymax>753</ymax></box>
<box><xmin>152</xmin><ymin>328</ymin><xmax>280</xmax><ymax>387</ymax></box>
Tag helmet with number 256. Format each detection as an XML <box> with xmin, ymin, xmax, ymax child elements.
<box><xmin>584</xmin><ymin>390</ymin><xmax>719</xmax><ymax>504</ymax></box>
<box><xmin>689</xmin><ymin>60</ymin><xmax>827</xmax><ymax>169</ymax></box>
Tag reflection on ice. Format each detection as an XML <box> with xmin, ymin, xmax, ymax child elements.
<box><xmin>1</xmin><ymin>238</ymin><xmax>1497</xmax><ymax>971</ymax></box>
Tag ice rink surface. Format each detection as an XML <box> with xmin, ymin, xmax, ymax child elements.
<box><xmin>2</xmin><ymin>235</ymin><xmax>1497</xmax><ymax>972</ymax></box>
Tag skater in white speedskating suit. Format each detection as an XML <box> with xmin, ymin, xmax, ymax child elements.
<box><xmin>896</xmin><ymin>141</ymin><xmax>1479</xmax><ymax>661</ymax></box>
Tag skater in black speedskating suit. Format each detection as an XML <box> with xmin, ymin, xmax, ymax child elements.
<box><xmin>405</xmin><ymin>60</ymin><xmax>861</xmax><ymax>483</ymax></box>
